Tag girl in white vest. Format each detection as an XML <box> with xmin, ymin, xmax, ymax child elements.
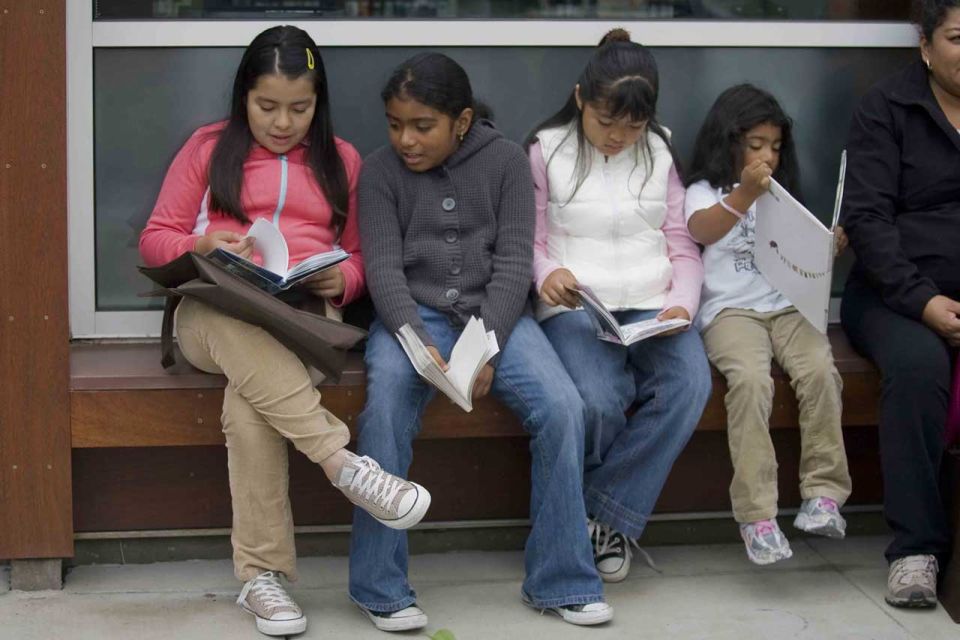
<box><xmin>684</xmin><ymin>85</ymin><xmax>851</xmax><ymax>566</ymax></box>
<box><xmin>525</xmin><ymin>29</ymin><xmax>712</xmax><ymax>583</ymax></box>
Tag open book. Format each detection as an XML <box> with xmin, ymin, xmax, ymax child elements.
<box><xmin>754</xmin><ymin>162</ymin><xmax>844</xmax><ymax>334</ymax></box>
<box><xmin>207</xmin><ymin>218</ymin><xmax>349</xmax><ymax>295</ymax></box>
<box><xmin>396</xmin><ymin>317</ymin><xmax>500</xmax><ymax>412</ymax></box>
<box><xmin>576</xmin><ymin>285</ymin><xmax>690</xmax><ymax>345</ymax></box>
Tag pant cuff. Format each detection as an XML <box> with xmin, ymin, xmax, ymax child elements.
<box><xmin>349</xmin><ymin>593</ymin><xmax>417</xmax><ymax>613</ymax></box>
<box><xmin>798</xmin><ymin>486</ymin><xmax>851</xmax><ymax>506</ymax></box>
<box><xmin>522</xmin><ymin>591</ymin><xmax>605</xmax><ymax>609</ymax></box>
<box><xmin>304</xmin><ymin>429</ymin><xmax>351</xmax><ymax>466</ymax></box>
<box><xmin>733</xmin><ymin>507</ymin><xmax>778</xmax><ymax>524</ymax></box>
<box><xmin>585</xmin><ymin>489</ymin><xmax>649</xmax><ymax>539</ymax></box>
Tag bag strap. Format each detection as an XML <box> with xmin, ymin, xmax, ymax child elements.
<box><xmin>160</xmin><ymin>295</ymin><xmax>183</xmax><ymax>369</ymax></box>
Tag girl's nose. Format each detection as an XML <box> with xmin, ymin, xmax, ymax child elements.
<box><xmin>275</xmin><ymin>110</ymin><xmax>291</xmax><ymax>130</ymax></box>
<box><xmin>400</xmin><ymin>128</ymin><xmax>416</xmax><ymax>148</ymax></box>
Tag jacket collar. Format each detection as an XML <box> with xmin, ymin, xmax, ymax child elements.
<box><xmin>888</xmin><ymin>59</ymin><xmax>960</xmax><ymax>151</ymax></box>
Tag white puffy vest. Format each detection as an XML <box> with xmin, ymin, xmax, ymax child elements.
<box><xmin>536</xmin><ymin>124</ymin><xmax>674</xmax><ymax>321</ymax></box>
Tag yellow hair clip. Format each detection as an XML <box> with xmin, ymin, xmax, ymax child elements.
<box><xmin>306</xmin><ymin>48</ymin><xmax>315</xmax><ymax>70</ymax></box>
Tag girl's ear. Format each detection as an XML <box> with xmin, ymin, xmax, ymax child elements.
<box><xmin>455</xmin><ymin>107</ymin><xmax>474</xmax><ymax>138</ymax></box>
<box><xmin>574</xmin><ymin>84</ymin><xmax>583</xmax><ymax>111</ymax></box>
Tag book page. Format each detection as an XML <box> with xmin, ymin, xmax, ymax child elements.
<box><xmin>620</xmin><ymin>318</ymin><xmax>691</xmax><ymax>344</ymax></box>
<box><xmin>575</xmin><ymin>286</ymin><xmax>626</xmax><ymax>343</ymax></box>
<box><xmin>397</xmin><ymin>324</ymin><xmax>471</xmax><ymax>411</ymax></box>
<box><xmin>246</xmin><ymin>218</ymin><xmax>290</xmax><ymax>278</ymax></box>
<box><xmin>446</xmin><ymin>318</ymin><xmax>498</xmax><ymax>402</ymax></box>
<box><xmin>755</xmin><ymin>179</ymin><xmax>834</xmax><ymax>333</ymax></box>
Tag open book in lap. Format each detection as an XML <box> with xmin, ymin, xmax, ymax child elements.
<box><xmin>396</xmin><ymin>316</ymin><xmax>500</xmax><ymax>413</ymax></box>
<box><xmin>576</xmin><ymin>286</ymin><xmax>689</xmax><ymax>345</ymax></box>
<box><xmin>207</xmin><ymin>218</ymin><xmax>349</xmax><ymax>295</ymax></box>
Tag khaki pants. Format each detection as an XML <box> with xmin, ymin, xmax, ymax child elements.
<box><xmin>176</xmin><ymin>298</ymin><xmax>350</xmax><ymax>581</ymax></box>
<box><xmin>702</xmin><ymin>307</ymin><xmax>852</xmax><ymax>523</ymax></box>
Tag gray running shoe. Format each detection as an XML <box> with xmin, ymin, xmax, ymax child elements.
<box><xmin>794</xmin><ymin>497</ymin><xmax>846</xmax><ymax>539</ymax></box>
<box><xmin>739</xmin><ymin>519</ymin><xmax>793</xmax><ymax>565</ymax></box>
<box><xmin>886</xmin><ymin>555</ymin><xmax>938</xmax><ymax>608</ymax></box>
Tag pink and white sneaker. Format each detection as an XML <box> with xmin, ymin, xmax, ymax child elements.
<box><xmin>739</xmin><ymin>519</ymin><xmax>793</xmax><ymax>565</ymax></box>
<box><xmin>794</xmin><ymin>497</ymin><xmax>846</xmax><ymax>539</ymax></box>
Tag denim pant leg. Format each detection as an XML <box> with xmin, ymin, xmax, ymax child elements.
<box><xmin>541</xmin><ymin>310</ymin><xmax>636</xmax><ymax>478</ymax></box>
<box><xmin>585</xmin><ymin>310</ymin><xmax>712</xmax><ymax>539</ymax></box>
<box><xmin>348</xmin><ymin>309</ymin><xmax>458</xmax><ymax>612</ymax></box>
<box><xmin>492</xmin><ymin>315</ymin><xmax>604</xmax><ymax>608</ymax></box>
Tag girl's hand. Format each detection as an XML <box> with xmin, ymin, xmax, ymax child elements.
<box><xmin>834</xmin><ymin>226</ymin><xmax>849</xmax><ymax>256</ymax></box>
<box><xmin>426</xmin><ymin>346</ymin><xmax>449</xmax><ymax>371</ymax></box>
<box><xmin>540</xmin><ymin>268</ymin><xmax>580</xmax><ymax>309</ymax></box>
<box><xmin>195</xmin><ymin>230</ymin><xmax>254</xmax><ymax>259</ymax></box>
<box><xmin>739</xmin><ymin>159</ymin><xmax>773</xmax><ymax>200</ymax></box>
<box><xmin>922</xmin><ymin>295</ymin><xmax>960</xmax><ymax>346</ymax></box>
<box><xmin>302</xmin><ymin>266</ymin><xmax>345</xmax><ymax>299</ymax></box>
<box><xmin>655</xmin><ymin>306</ymin><xmax>691</xmax><ymax>337</ymax></box>
<box><xmin>472</xmin><ymin>364</ymin><xmax>495</xmax><ymax>399</ymax></box>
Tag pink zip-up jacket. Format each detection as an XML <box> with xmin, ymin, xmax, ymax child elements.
<box><xmin>529</xmin><ymin>140</ymin><xmax>703</xmax><ymax>319</ymax></box>
<box><xmin>140</xmin><ymin>121</ymin><xmax>366</xmax><ymax>306</ymax></box>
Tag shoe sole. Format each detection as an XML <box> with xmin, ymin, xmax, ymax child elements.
<box><xmin>521</xmin><ymin>596</ymin><xmax>614</xmax><ymax>626</ymax></box>
<box><xmin>598</xmin><ymin>561</ymin><xmax>629</xmax><ymax>583</ymax></box>
<box><xmin>374</xmin><ymin>483</ymin><xmax>431</xmax><ymax>530</ymax></box>
<box><xmin>358</xmin><ymin>605</ymin><xmax>428</xmax><ymax>632</ymax></box>
<box><xmin>240</xmin><ymin>604</ymin><xmax>307</xmax><ymax>636</ymax></box>
<box><xmin>745</xmin><ymin>546</ymin><xmax>793</xmax><ymax>566</ymax></box>
<box><xmin>793</xmin><ymin>514</ymin><xmax>846</xmax><ymax>539</ymax></box>
<box><xmin>884</xmin><ymin>593</ymin><xmax>938</xmax><ymax>609</ymax></box>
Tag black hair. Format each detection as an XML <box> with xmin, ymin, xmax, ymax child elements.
<box><xmin>206</xmin><ymin>25</ymin><xmax>348</xmax><ymax>228</ymax></box>
<box><xmin>524</xmin><ymin>28</ymin><xmax>677</xmax><ymax>203</ymax></box>
<box><xmin>380</xmin><ymin>52</ymin><xmax>490</xmax><ymax>121</ymax></box>
<box><xmin>912</xmin><ymin>0</ymin><xmax>960</xmax><ymax>39</ymax></box>
<box><xmin>685</xmin><ymin>84</ymin><xmax>801</xmax><ymax>200</ymax></box>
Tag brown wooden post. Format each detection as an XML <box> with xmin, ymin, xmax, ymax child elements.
<box><xmin>0</xmin><ymin>0</ymin><xmax>73</xmax><ymax>586</ymax></box>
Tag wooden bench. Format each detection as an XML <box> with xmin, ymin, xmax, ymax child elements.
<box><xmin>69</xmin><ymin>326</ymin><xmax>885</xmax><ymax>533</ymax></box>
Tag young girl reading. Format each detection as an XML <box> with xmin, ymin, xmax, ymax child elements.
<box><xmin>351</xmin><ymin>52</ymin><xmax>612</xmax><ymax>631</ymax></box>
<box><xmin>684</xmin><ymin>84</ymin><xmax>852</xmax><ymax>565</ymax></box>
<box><xmin>139</xmin><ymin>26</ymin><xmax>431</xmax><ymax>637</ymax></box>
<box><xmin>527</xmin><ymin>29</ymin><xmax>712</xmax><ymax>583</ymax></box>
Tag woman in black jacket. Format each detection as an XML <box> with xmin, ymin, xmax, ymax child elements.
<box><xmin>841</xmin><ymin>0</ymin><xmax>960</xmax><ymax>610</ymax></box>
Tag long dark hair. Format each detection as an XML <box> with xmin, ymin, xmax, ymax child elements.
<box><xmin>380</xmin><ymin>52</ymin><xmax>491</xmax><ymax>122</ymax></box>
<box><xmin>913</xmin><ymin>0</ymin><xmax>960</xmax><ymax>39</ymax></box>
<box><xmin>524</xmin><ymin>28</ymin><xmax>676</xmax><ymax>202</ymax></box>
<box><xmin>685</xmin><ymin>84</ymin><xmax>801</xmax><ymax>199</ymax></box>
<box><xmin>207</xmin><ymin>25</ymin><xmax>348</xmax><ymax>227</ymax></box>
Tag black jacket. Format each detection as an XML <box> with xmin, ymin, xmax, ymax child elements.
<box><xmin>842</xmin><ymin>60</ymin><xmax>960</xmax><ymax>319</ymax></box>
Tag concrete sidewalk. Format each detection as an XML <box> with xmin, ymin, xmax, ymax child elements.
<box><xmin>1</xmin><ymin>536</ymin><xmax>956</xmax><ymax>639</ymax></box>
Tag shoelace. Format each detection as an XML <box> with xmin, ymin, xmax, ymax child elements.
<box><xmin>587</xmin><ymin>520</ymin><xmax>661</xmax><ymax>573</ymax></box>
<box><xmin>890</xmin><ymin>555</ymin><xmax>938</xmax><ymax>586</ymax></box>
<box><xmin>237</xmin><ymin>571</ymin><xmax>297</xmax><ymax>611</ymax></box>
<box><xmin>349</xmin><ymin>456</ymin><xmax>404</xmax><ymax>510</ymax></box>
<box><xmin>753</xmin><ymin>520</ymin><xmax>777</xmax><ymax>538</ymax></box>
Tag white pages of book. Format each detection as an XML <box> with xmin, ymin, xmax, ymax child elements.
<box><xmin>246</xmin><ymin>218</ymin><xmax>290</xmax><ymax>276</ymax></box>
<box><xmin>754</xmin><ymin>178</ymin><xmax>834</xmax><ymax>333</ymax></box>
<box><xmin>577</xmin><ymin>285</ymin><xmax>690</xmax><ymax>345</ymax></box>
<box><xmin>396</xmin><ymin>317</ymin><xmax>500</xmax><ymax>412</ymax></box>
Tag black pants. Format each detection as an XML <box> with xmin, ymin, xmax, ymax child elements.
<box><xmin>841</xmin><ymin>277</ymin><xmax>953</xmax><ymax>564</ymax></box>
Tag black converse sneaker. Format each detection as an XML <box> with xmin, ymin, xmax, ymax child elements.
<box><xmin>357</xmin><ymin>603</ymin><xmax>428</xmax><ymax>632</ymax></box>
<box><xmin>521</xmin><ymin>592</ymin><xmax>614</xmax><ymax>626</ymax></box>
<box><xmin>588</xmin><ymin>518</ymin><xmax>631</xmax><ymax>583</ymax></box>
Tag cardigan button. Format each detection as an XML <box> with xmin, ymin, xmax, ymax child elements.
<box><xmin>450</xmin><ymin>263</ymin><xmax>462</xmax><ymax>275</ymax></box>
<box><xmin>444</xmin><ymin>230</ymin><xmax>458</xmax><ymax>243</ymax></box>
<box><xmin>445</xmin><ymin>288</ymin><xmax>460</xmax><ymax>301</ymax></box>
<box><xmin>442</xmin><ymin>197</ymin><xmax>456</xmax><ymax>211</ymax></box>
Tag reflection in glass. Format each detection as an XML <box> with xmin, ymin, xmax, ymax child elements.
<box><xmin>94</xmin><ymin>0</ymin><xmax>911</xmax><ymax>20</ymax></box>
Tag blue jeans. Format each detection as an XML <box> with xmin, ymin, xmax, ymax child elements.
<box><xmin>348</xmin><ymin>306</ymin><xmax>604</xmax><ymax>611</ymax></box>
<box><xmin>541</xmin><ymin>309</ymin><xmax>712</xmax><ymax>539</ymax></box>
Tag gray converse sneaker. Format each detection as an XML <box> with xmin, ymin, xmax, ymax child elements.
<box><xmin>237</xmin><ymin>571</ymin><xmax>306</xmax><ymax>636</ymax></box>
<box><xmin>358</xmin><ymin>604</ymin><xmax>429</xmax><ymax>632</ymax></box>
<box><xmin>521</xmin><ymin>592</ymin><xmax>614</xmax><ymax>626</ymax></box>
<box><xmin>886</xmin><ymin>555</ymin><xmax>938</xmax><ymax>608</ymax></box>
<box><xmin>334</xmin><ymin>453</ymin><xmax>431</xmax><ymax>530</ymax></box>
<box><xmin>793</xmin><ymin>497</ymin><xmax>846</xmax><ymax>539</ymax></box>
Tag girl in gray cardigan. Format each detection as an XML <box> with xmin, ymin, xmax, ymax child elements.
<box><xmin>349</xmin><ymin>52</ymin><xmax>612</xmax><ymax>631</ymax></box>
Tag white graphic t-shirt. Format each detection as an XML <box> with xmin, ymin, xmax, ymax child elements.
<box><xmin>684</xmin><ymin>180</ymin><xmax>792</xmax><ymax>330</ymax></box>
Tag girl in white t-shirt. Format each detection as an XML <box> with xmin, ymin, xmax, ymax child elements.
<box><xmin>684</xmin><ymin>84</ymin><xmax>852</xmax><ymax>566</ymax></box>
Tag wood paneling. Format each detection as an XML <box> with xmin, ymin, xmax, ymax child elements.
<box><xmin>0</xmin><ymin>1</ymin><xmax>72</xmax><ymax>559</ymax></box>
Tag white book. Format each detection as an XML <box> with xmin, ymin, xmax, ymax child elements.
<box><xmin>207</xmin><ymin>218</ymin><xmax>349</xmax><ymax>294</ymax></box>
<box><xmin>754</xmin><ymin>175</ymin><xmax>840</xmax><ymax>334</ymax></box>
<box><xmin>396</xmin><ymin>316</ymin><xmax>500</xmax><ymax>412</ymax></box>
<box><xmin>576</xmin><ymin>285</ymin><xmax>690</xmax><ymax>345</ymax></box>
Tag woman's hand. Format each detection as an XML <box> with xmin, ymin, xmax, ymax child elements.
<box><xmin>922</xmin><ymin>295</ymin><xmax>960</xmax><ymax>346</ymax></box>
<box><xmin>472</xmin><ymin>364</ymin><xmax>494</xmax><ymax>399</ymax></box>
<box><xmin>739</xmin><ymin>159</ymin><xmax>773</xmax><ymax>201</ymax></box>
<box><xmin>834</xmin><ymin>226</ymin><xmax>849</xmax><ymax>256</ymax></box>
<box><xmin>302</xmin><ymin>266</ymin><xmax>345</xmax><ymax>299</ymax></box>
<box><xmin>195</xmin><ymin>230</ymin><xmax>254</xmax><ymax>259</ymax></box>
<box><xmin>540</xmin><ymin>268</ymin><xmax>580</xmax><ymax>309</ymax></box>
<box><xmin>655</xmin><ymin>306</ymin><xmax>692</xmax><ymax>337</ymax></box>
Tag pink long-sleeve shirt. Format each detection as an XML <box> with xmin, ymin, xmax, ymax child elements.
<box><xmin>529</xmin><ymin>140</ymin><xmax>703</xmax><ymax>318</ymax></box>
<box><xmin>140</xmin><ymin>122</ymin><xmax>366</xmax><ymax>306</ymax></box>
